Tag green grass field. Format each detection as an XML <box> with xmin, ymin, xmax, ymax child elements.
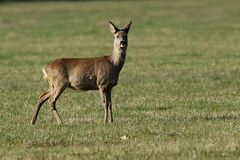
<box><xmin>0</xmin><ymin>0</ymin><xmax>240</xmax><ymax>159</ymax></box>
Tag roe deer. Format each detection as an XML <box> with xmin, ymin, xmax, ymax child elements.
<box><xmin>31</xmin><ymin>21</ymin><xmax>132</xmax><ymax>124</ymax></box>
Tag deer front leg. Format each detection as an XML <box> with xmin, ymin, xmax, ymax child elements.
<box><xmin>106</xmin><ymin>90</ymin><xmax>113</xmax><ymax>123</ymax></box>
<box><xmin>99</xmin><ymin>88</ymin><xmax>109</xmax><ymax>124</ymax></box>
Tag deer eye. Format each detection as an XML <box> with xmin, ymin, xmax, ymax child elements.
<box><xmin>116</xmin><ymin>35</ymin><xmax>119</xmax><ymax>38</ymax></box>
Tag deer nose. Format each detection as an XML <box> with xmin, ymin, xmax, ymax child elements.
<box><xmin>120</xmin><ymin>41</ymin><xmax>127</xmax><ymax>45</ymax></box>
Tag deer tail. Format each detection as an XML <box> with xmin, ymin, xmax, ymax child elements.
<box><xmin>42</xmin><ymin>66</ymin><xmax>48</xmax><ymax>81</ymax></box>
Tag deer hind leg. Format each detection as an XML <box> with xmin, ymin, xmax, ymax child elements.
<box><xmin>31</xmin><ymin>91</ymin><xmax>51</xmax><ymax>125</ymax></box>
<box><xmin>48</xmin><ymin>84</ymin><xmax>67</xmax><ymax>125</ymax></box>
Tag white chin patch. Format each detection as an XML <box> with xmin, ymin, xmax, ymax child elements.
<box><xmin>120</xmin><ymin>44</ymin><xmax>125</xmax><ymax>48</ymax></box>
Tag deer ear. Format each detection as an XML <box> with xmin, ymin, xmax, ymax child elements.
<box><xmin>109</xmin><ymin>21</ymin><xmax>119</xmax><ymax>34</ymax></box>
<box><xmin>123</xmin><ymin>21</ymin><xmax>132</xmax><ymax>33</ymax></box>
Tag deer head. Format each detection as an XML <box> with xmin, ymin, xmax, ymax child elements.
<box><xmin>109</xmin><ymin>21</ymin><xmax>132</xmax><ymax>51</ymax></box>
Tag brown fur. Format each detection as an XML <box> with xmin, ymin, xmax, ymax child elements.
<box><xmin>31</xmin><ymin>21</ymin><xmax>132</xmax><ymax>124</ymax></box>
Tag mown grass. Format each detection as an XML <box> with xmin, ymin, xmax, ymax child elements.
<box><xmin>0</xmin><ymin>0</ymin><xmax>240</xmax><ymax>159</ymax></box>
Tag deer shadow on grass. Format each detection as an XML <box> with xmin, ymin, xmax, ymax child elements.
<box><xmin>157</xmin><ymin>106</ymin><xmax>173</xmax><ymax>111</ymax></box>
<box><xmin>204</xmin><ymin>114</ymin><xmax>239</xmax><ymax>121</ymax></box>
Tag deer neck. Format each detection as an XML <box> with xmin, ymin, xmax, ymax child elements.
<box><xmin>111</xmin><ymin>47</ymin><xmax>126</xmax><ymax>67</ymax></box>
